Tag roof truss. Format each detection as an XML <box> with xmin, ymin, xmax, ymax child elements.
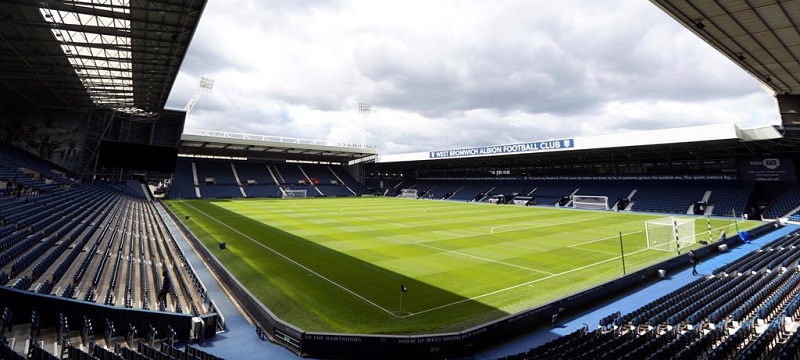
<box><xmin>0</xmin><ymin>0</ymin><xmax>207</xmax><ymax>114</ymax></box>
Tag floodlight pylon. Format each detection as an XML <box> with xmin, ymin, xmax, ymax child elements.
<box><xmin>185</xmin><ymin>76</ymin><xmax>215</xmax><ymax>115</ymax></box>
<box><xmin>358</xmin><ymin>102</ymin><xmax>371</xmax><ymax>148</ymax></box>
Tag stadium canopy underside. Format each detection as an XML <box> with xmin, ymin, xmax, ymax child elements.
<box><xmin>651</xmin><ymin>0</ymin><xmax>800</xmax><ymax>127</ymax></box>
<box><xmin>178</xmin><ymin>130</ymin><xmax>380</xmax><ymax>164</ymax></box>
<box><xmin>0</xmin><ymin>0</ymin><xmax>207</xmax><ymax>116</ymax></box>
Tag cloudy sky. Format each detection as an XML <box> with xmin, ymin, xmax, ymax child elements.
<box><xmin>165</xmin><ymin>0</ymin><xmax>779</xmax><ymax>155</ymax></box>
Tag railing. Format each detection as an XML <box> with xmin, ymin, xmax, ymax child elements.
<box><xmin>185</xmin><ymin>129</ymin><xmax>332</xmax><ymax>146</ymax></box>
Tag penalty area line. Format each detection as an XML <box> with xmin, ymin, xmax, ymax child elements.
<box><xmin>568</xmin><ymin>230</ymin><xmax>643</xmax><ymax>248</ymax></box>
<box><xmin>489</xmin><ymin>216</ymin><xmax>608</xmax><ymax>234</ymax></box>
<box><xmin>404</xmin><ymin>247</ymin><xmax>651</xmax><ymax>319</ymax></box>
<box><xmin>177</xmin><ymin>200</ymin><xmax>399</xmax><ymax>318</ymax></box>
<box><xmin>413</xmin><ymin>242</ymin><xmax>555</xmax><ymax>276</ymax></box>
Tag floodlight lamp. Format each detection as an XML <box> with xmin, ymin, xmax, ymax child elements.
<box><xmin>358</xmin><ymin>102</ymin><xmax>371</xmax><ymax>113</ymax></box>
<box><xmin>695</xmin><ymin>21</ymin><xmax>705</xmax><ymax>29</ymax></box>
<box><xmin>199</xmin><ymin>77</ymin><xmax>215</xmax><ymax>92</ymax></box>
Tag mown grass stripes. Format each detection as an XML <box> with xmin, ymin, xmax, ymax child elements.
<box><xmin>166</xmin><ymin>197</ymin><xmax>759</xmax><ymax>334</ymax></box>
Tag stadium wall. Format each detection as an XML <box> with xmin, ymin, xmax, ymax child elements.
<box><xmin>161</xmin><ymin>200</ymin><xmax>778</xmax><ymax>359</ymax></box>
<box><xmin>0</xmin><ymin>109</ymin><xmax>87</xmax><ymax>173</ymax></box>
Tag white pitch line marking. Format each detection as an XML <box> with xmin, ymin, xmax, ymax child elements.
<box><xmin>414</xmin><ymin>217</ymin><xmax>614</xmax><ymax>246</ymax></box>
<box><xmin>489</xmin><ymin>216</ymin><xmax>607</xmax><ymax>234</ymax></box>
<box><xmin>404</xmin><ymin>247</ymin><xmax>651</xmax><ymax>318</ymax></box>
<box><xmin>413</xmin><ymin>242</ymin><xmax>555</xmax><ymax>275</ymax></box>
<box><xmin>565</xmin><ymin>230</ymin><xmax>645</xmax><ymax>256</ymax></box>
<box><xmin>569</xmin><ymin>247</ymin><xmax>618</xmax><ymax>256</ymax></box>
<box><xmin>337</xmin><ymin>207</ymin><xmax>428</xmax><ymax>215</ymax></box>
<box><xmin>568</xmin><ymin>230</ymin><xmax>644</xmax><ymax>248</ymax></box>
<box><xmin>178</xmin><ymin>200</ymin><xmax>399</xmax><ymax>318</ymax></box>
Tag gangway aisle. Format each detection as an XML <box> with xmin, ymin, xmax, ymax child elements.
<box><xmin>154</xmin><ymin>202</ymin><xmax>297</xmax><ymax>360</ymax></box>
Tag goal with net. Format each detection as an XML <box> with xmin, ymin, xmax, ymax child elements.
<box><xmin>645</xmin><ymin>217</ymin><xmax>696</xmax><ymax>252</ymax></box>
<box><xmin>282</xmin><ymin>189</ymin><xmax>307</xmax><ymax>198</ymax></box>
<box><xmin>400</xmin><ymin>189</ymin><xmax>418</xmax><ymax>199</ymax></box>
<box><xmin>572</xmin><ymin>195</ymin><xmax>609</xmax><ymax>210</ymax></box>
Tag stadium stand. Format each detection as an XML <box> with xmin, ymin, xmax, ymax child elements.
<box><xmin>763</xmin><ymin>184</ymin><xmax>800</xmax><ymax>220</ymax></box>
<box><xmin>300</xmin><ymin>163</ymin><xmax>357</xmax><ymax>196</ymax></box>
<box><xmin>330</xmin><ymin>166</ymin><xmax>372</xmax><ymax>195</ymax></box>
<box><xmin>498</xmin><ymin>228</ymin><xmax>800</xmax><ymax>360</ymax></box>
<box><xmin>629</xmin><ymin>181</ymin><xmax>707</xmax><ymax>214</ymax></box>
<box><xmin>234</xmin><ymin>161</ymin><xmax>276</xmax><ymax>185</ymax></box>
<box><xmin>233</xmin><ymin>161</ymin><xmax>281</xmax><ymax>198</ymax></box>
<box><xmin>409</xmin><ymin>179</ymin><xmax>456</xmax><ymax>200</ymax></box>
<box><xmin>194</xmin><ymin>159</ymin><xmax>244</xmax><ymax>199</ymax></box>
<box><xmin>526</xmin><ymin>181</ymin><xmax>579</xmax><ymax>206</ymax></box>
<box><xmin>572</xmin><ymin>181</ymin><xmax>636</xmax><ymax>209</ymax></box>
<box><xmin>707</xmin><ymin>182</ymin><xmax>754</xmax><ymax>217</ymax></box>
<box><xmin>391</xmin><ymin>178</ymin><xmax>779</xmax><ymax>217</ymax></box>
<box><xmin>484</xmin><ymin>180</ymin><xmax>531</xmax><ymax>202</ymax></box>
<box><xmin>170</xmin><ymin>157</ymin><xmax>370</xmax><ymax>199</ymax></box>
<box><xmin>272</xmin><ymin>162</ymin><xmax>308</xmax><ymax>187</ymax></box>
<box><xmin>0</xmin><ymin>142</ymin><xmax>222</xmax><ymax>358</ymax></box>
<box><xmin>168</xmin><ymin>158</ymin><xmax>199</xmax><ymax>199</ymax></box>
<box><xmin>449</xmin><ymin>181</ymin><xmax>497</xmax><ymax>201</ymax></box>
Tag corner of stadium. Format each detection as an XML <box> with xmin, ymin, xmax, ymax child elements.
<box><xmin>0</xmin><ymin>1</ymin><xmax>799</xmax><ymax>359</ymax></box>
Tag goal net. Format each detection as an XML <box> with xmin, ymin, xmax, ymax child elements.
<box><xmin>645</xmin><ymin>217</ymin><xmax>696</xmax><ymax>252</ymax></box>
<box><xmin>572</xmin><ymin>195</ymin><xmax>609</xmax><ymax>210</ymax></box>
<box><xmin>282</xmin><ymin>189</ymin><xmax>307</xmax><ymax>198</ymax></box>
<box><xmin>400</xmin><ymin>189</ymin><xmax>418</xmax><ymax>199</ymax></box>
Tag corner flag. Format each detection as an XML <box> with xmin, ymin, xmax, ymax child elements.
<box><xmin>398</xmin><ymin>284</ymin><xmax>408</xmax><ymax>317</ymax></box>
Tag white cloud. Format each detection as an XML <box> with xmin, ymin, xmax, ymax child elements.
<box><xmin>167</xmin><ymin>0</ymin><xmax>777</xmax><ymax>154</ymax></box>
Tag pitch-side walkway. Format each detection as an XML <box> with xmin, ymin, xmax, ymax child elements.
<box><xmin>475</xmin><ymin>223</ymin><xmax>800</xmax><ymax>359</ymax></box>
<box><xmin>155</xmin><ymin>203</ymin><xmax>298</xmax><ymax>360</ymax></box>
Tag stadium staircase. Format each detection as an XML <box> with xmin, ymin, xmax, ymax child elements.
<box><xmin>330</xmin><ymin>166</ymin><xmax>372</xmax><ymax>195</ymax></box>
<box><xmin>228</xmin><ymin>163</ymin><xmax>247</xmax><ymax>197</ymax></box>
<box><xmin>328</xmin><ymin>167</ymin><xmax>357</xmax><ymax>195</ymax></box>
<box><xmin>473</xmin><ymin>187</ymin><xmax>496</xmax><ymax>202</ymax></box>
<box><xmin>267</xmin><ymin>164</ymin><xmax>284</xmax><ymax>185</ymax></box>
<box><xmin>296</xmin><ymin>165</ymin><xmax>323</xmax><ymax>196</ymax></box>
<box><xmin>191</xmin><ymin>162</ymin><xmax>201</xmax><ymax>198</ymax></box>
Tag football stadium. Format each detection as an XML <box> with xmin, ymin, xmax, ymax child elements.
<box><xmin>1</xmin><ymin>1</ymin><xmax>800</xmax><ymax>360</ymax></box>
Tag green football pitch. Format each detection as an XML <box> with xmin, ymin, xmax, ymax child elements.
<box><xmin>165</xmin><ymin>197</ymin><xmax>761</xmax><ymax>334</ymax></box>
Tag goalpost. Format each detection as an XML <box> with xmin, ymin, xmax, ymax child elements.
<box><xmin>645</xmin><ymin>217</ymin><xmax>696</xmax><ymax>252</ymax></box>
<box><xmin>400</xmin><ymin>189</ymin><xmax>418</xmax><ymax>199</ymax></box>
<box><xmin>572</xmin><ymin>195</ymin><xmax>609</xmax><ymax>210</ymax></box>
<box><xmin>282</xmin><ymin>189</ymin><xmax>307</xmax><ymax>198</ymax></box>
